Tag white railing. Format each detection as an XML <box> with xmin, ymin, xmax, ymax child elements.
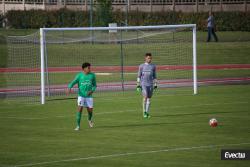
<box><xmin>0</xmin><ymin>0</ymin><xmax>248</xmax><ymax>5</ymax></box>
<box><xmin>0</xmin><ymin>0</ymin><xmax>248</xmax><ymax>14</ymax></box>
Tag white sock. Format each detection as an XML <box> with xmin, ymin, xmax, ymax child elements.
<box><xmin>143</xmin><ymin>98</ymin><xmax>146</xmax><ymax>113</ymax></box>
<box><xmin>146</xmin><ymin>98</ymin><xmax>151</xmax><ymax>113</ymax></box>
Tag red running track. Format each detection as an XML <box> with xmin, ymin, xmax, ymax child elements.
<box><xmin>1</xmin><ymin>64</ymin><xmax>250</xmax><ymax>73</ymax></box>
<box><xmin>1</xmin><ymin>77</ymin><xmax>250</xmax><ymax>93</ymax></box>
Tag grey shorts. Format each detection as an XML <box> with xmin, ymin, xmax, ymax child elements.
<box><xmin>142</xmin><ymin>85</ymin><xmax>154</xmax><ymax>98</ymax></box>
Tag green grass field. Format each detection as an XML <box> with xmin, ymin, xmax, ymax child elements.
<box><xmin>0</xmin><ymin>29</ymin><xmax>250</xmax><ymax>166</ymax></box>
<box><xmin>0</xmin><ymin>85</ymin><xmax>250</xmax><ymax>167</ymax></box>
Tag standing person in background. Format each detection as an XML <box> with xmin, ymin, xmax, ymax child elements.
<box><xmin>207</xmin><ymin>11</ymin><xmax>218</xmax><ymax>42</ymax></box>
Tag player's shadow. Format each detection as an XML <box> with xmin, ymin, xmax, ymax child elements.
<box><xmin>96</xmin><ymin>110</ymin><xmax>247</xmax><ymax>129</ymax></box>
<box><xmin>152</xmin><ymin>110</ymin><xmax>247</xmax><ymax>118</ymax></box>
<box><xmin>47</xmin><ymin>97</ymin><xmax>76</xmax><ymax>101</ymax></box>
<box><xmin>97</xmin><ymin>121</ymin><xmax>194</xmax><ymax>129</ymax></box>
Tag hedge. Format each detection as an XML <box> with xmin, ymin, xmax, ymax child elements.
<box><xmin>0</xmin><ymin>14</ymin><xmax>3</xmax><ymax>28</ymax></box>
<box><xmin>5</xmin><ymin>9</ymin><xmax>250</xmax><ymax>31</ymax></box>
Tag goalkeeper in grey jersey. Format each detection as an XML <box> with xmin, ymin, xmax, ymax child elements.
<box><xmin>137</xmin><ymin>53</ymin><xmax>157</xmax><ymax>118</ymax></box>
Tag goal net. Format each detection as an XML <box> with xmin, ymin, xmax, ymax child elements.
<box><xmin>3</xmin><ymin>25</ymin><xmax>197</xmax><ymax>104</ymax></box>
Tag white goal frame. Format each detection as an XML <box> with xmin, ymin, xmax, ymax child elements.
<box><xmin>40</xmin><ymin>24</ymin><xmax>197</xmax><ymax>104</ymax></box>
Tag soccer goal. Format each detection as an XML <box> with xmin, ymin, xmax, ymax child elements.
<box><xmin>4</xmin><ymin>24</ymin><xmax>197</xmax><ymax>104</ymax></box>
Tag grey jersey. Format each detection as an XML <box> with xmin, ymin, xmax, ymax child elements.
<box><xmin>207</xmin><ymin>16</ymin><xmax>215</xmax><ymax>28</ymax></box>
<box><xmin>137</xmin><ymin>63</ymin><xmax>156</xmax><ymax>86</ymax></box>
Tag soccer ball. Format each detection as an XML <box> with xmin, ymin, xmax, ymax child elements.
<box><xmin>209</xmin><ymin>118</ymin><xmax>218</xmax><ymax>127</ymax></box>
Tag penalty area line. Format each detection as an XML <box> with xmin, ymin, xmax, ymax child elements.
<box><xmin>14</xmin><ymin>142</ymin><xmax>250</xmax><ymax>167</ymax></box>
<box><xmin>95</xmin><ymin>73</ymin><xmax>112</xmax><ymax>76</ymax></box>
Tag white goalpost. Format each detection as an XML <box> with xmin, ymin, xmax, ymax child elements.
<box><xmin>4</xmin><ymin>24</ymin><xmax>197</xmax><ymax>104</ymax></box>
<box><xmin>40</xmin><ymin>24</ymin><xmax>197</xmax><ymax>104</ymax></box>
<box><xmin>40</xmin><ymin>28</ymin><xmax>45</xmax><ymax>105</ymax></box>
<box><xmin>193</xmin><ymin>26</ymin><xmax>197</xmax><ymax>95</ymax></box>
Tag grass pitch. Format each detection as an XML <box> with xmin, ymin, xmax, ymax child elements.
<box><xmin>0</xmin><ymin>85</ymin><xmax>250</xmax><ymax>167</ymax></box>
<box><xmin>0</xmin><ymin>29</ymin><xmax>250</xmax><ymax>166</ymax></box>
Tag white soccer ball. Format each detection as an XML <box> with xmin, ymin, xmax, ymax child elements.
<box><xmin>209</xmin><ymin>118</ymin><xmax>218</xmax><ymax>127</ymax></box>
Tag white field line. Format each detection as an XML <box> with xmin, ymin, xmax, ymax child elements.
<box><xmin>0</xmin><ymin>101</ymin><xmax>248</xmax><ymax>120</ymax></box>
<box><xmin>98</xmin><ymin>93</ymin><xmax>193</xmax><ymax>101</ymax></box>
<box><xmin>97</xmin><ymin>91</ymin><xmax>243</xmax><ymax>102</ymax></box>
<box><xmin>13</xmin><ymin>142</ymin><xmax>250</xmax><ymax>167</ymax></box>
<box><xmin>95</xmin><ymin>73</ymin><xmax>112</xmax><ymax>76</ymax></box>
<box><xmin>92</xmin><ymin>72</ymin><xmax>136</xmax><ymax>75</ymax></box>
<box><xmin>0</xmin><ymin>72</ymin><xmax>137</xmax><ymax>74</ymax></box>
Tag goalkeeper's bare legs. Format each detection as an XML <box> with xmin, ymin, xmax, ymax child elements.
<box><xmin>143</xmin><ymin>96</ymin><xmax>151</xmax><ymax>118</ymax></box>
<box><xmin>142</xmin><ymin>85</ymin><xmax>153</xmax><ymax>118</ymax></box>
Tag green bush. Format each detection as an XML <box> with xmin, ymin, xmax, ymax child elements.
<box><xmin>5</xmin><ymin>9</ymin><xmax>89</xmax><ymax>28</ymax></box>
<box><xmin>95</xmin><ymin>0</ymin><xmax>113</xmax><ymax>26</ymax></box>
<box><xmin>6</xmin><ymin>10</ymin><xmax>47</xmax><ymax>28</ymax></box>
<box><xmin>0</xmin><ymin>14</ymin><xmax>3</xmax><ymax>28</ymax></box>
<box><xmin>4</xmin><ymin>9</ymin><xmax>250</xmax><ymax>31</ymax></box>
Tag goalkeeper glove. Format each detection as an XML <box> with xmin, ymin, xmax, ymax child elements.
<box><xmin>153</xmin><ymin>79</ymin><xmax>158</xmax><ymax>90</ymax></box>
<box><xmin>136</xmin><ymin>85</ymin><xmax>142</xmax><ymax>92</ymax></box>
<box><xmin>154</xmin><ymin>83</ymin><xmax>158</xmax><ymax>90</ymax></box>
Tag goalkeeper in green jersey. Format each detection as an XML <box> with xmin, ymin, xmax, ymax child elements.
<box><xmin>66</xmin><ymin>62</ymin><xmax>97</xmax><ymax>131</ymax></box>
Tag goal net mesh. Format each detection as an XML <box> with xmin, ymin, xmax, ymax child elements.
<box><xmin>3</xmin><ymin>26</ymin><xmax>194</xmax><ymax>103</ymax></box>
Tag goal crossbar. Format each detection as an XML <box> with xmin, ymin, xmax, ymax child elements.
<box><xmin>41</xmin><ymin>24</ymin><xmax>196</xmax><ymax>32</ymax></box>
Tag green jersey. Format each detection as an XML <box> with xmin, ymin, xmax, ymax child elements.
<box><xmin>68</xmin><ymin>72</ymin><xmax>97</xmax><ymax>98</ymax></box>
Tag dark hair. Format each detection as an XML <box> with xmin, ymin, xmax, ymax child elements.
<box><xmin>145</xmin><ymin>53</ymin><xmax>152</xmax><ymax>57</ymax></box>
<box><xmin>82</xmin><ymin>62</ymin><xmax>91</xmax><ymax>69</ymax></box>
